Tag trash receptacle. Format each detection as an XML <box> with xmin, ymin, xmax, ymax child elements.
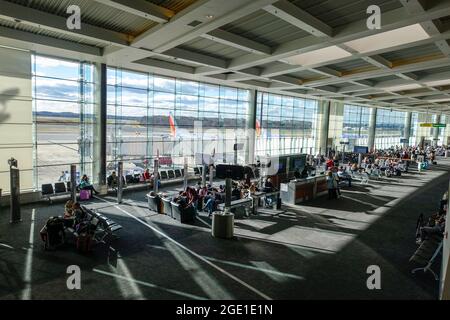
<box><xmin>446</xmin><ymin>150</ymin><xmax>450</xmax><ymax>158</ymax></box>
<box><xmin>212</xmin><ymin>212</ymin><xmax>234</xmax><ymax>239</ymax></box>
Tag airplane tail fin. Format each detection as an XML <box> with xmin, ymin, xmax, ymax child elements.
<box><xmin>169</xmin><ymin>112</ymin><xmax>177</xmax><ymax>138</ymax></box>
<box><xmin>256</xmin><ymin>119</ymin><xmax>261</xmax><ymax>138</ymax></box>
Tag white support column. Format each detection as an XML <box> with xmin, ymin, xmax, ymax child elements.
<box><xmin>318</xmin><ymin>100</ymin><xmax>331</xmax><ymax>156</ymax></box>
<box><xmin>404</xmin><ymin>112</ymin><xmax>412</xmax><ymax>147</ymax></box>
<box><xmin>434</xmin><ymin>115</ymin><xmax>441</xmax><ymax>146</ymax></box>
<box><xmin>368</xmin><ymin>107</ymin><xmax>377</xmax><ymax>152</ymax></box>
<box><xmin>246</xmin><ymin>90</ymin><xmax>257</xmax><ymax>164</ymax></box>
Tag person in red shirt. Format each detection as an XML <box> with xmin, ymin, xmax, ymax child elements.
<box><xmin>326</xmin><ymin>159</ymin><xmax>334</xmax><ymax>169</ymax></box>
<box><xmin>143</xmin><ymin>169</ymin><xmax>151</xmax><ymax>181</ymax></box>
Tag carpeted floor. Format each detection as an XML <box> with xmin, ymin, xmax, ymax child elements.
<box><xmin>1</xmin><ymin>158</ymin><xmax>449</xmax><ymax>300</ymax></box>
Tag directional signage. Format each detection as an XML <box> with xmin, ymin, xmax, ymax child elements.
<box><xmin>420</xmin><ymin>123</ymin><xmax>447</xmax><ymax>128</ymax></box>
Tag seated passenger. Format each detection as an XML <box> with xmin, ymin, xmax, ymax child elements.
<box><xmin>202</xmin><ymin>192</ymin><xmax>216</xmax><ymax>217</ymax></box>
<box><xmin>300</xmin><ymin>166</ymin><xmax>309</xmax><ymax>178</ymax></box>
<box><xmin>107</xmin><ymin>171</ymin><xmax>119</xmax><ymax>188</ymax></box>
<box><xmin>294</xmin><ymin>168</ymin><xmax>301</xmax><ymax>179</ymax></box>
<box><xmin>64</xmin><ymin>200</ymin><xmax>75</xmax><ymax>219</ymax></box>
<box><xmin>417</xmin><ymin>215</ymin><xmax>446</xmax><ymax>244</ymax></box>
<box><xmin>232</xmin><ymin>186</ymin><xmax>241</xmax><ymax>200</ymax></box>
<box><xmin>337</xmin><ymin>166</ymin><xmax>352</xmax><ymax>187</ymax></box>
<box><xmin>263</xmin><ymin>178</ymin><xmax>274</xmax><ymax>192</ymax></box>
<box><xmin>78</xmin><ymin>174</ymin><xmax>99</xmax><ymax>196</ymax></box>
<box><xmin>73</xmin><ymin>202</ymin><xmax>88</xmax><ymax>227</ymax></box>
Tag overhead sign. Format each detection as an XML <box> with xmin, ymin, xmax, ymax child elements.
<box><xmin>400</xmin><ymin>138</ymin><xmax>409</xmax><ymax>143</ymax></box>
<box><xmin>354</xmin><ymin>146</ymin><xmax>369</xmax><ymax>154</ymax></box>
<box><xmin>420</xmin><ymin>123</ymin><xmax>447</xmax><ymax>128</ymax></box>
<box><xmin>340</xmin><ymin>141</ymin><xmax>350</xmax><ymax>145</ymax></box>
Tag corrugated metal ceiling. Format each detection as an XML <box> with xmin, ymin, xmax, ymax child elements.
<box><xmin>0</xmin><ymin>16</ymin><xmax>107</xmax><ymax>48</ymax></box>
<box><xmin>220</xmin><ymin>10</ymin><xmax>309</xmax><ymax>48</ymax></box>
<box><xmin>149</xmin><ymin>0</ymin><xmax>198</xmax><ymax>13</ymax></box>
<box><xmin>181</xmin><ymin>38</ymin><xmax>250</xmax><ymax>60</ymax></box>
<box><xmin>4</xmin><ymin>0</ymin><xmax>157</xmax><ymax>36</ymax></box>
<box><xmin>292</xmin><ymin>0</ymin><xmax>402</xmax><ymax>29</ymax></box>
<box><xmin>380</xmin><ymin>43</ymin><xmax>442</xmax><ymax>62</ymax></box>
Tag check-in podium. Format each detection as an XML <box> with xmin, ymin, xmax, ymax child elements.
<box><xmin>279</xmin><ymin>175</ymin><xmax>327</xmax><ymax>205</ymax></box>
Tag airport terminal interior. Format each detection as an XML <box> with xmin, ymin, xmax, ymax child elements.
<box><xmin>2</xmin><ymin>0</ymin><xmax>450</xmax><ymax>301</ymax></box>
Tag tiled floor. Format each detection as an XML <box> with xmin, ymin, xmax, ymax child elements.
<box><xmin>1</xmin><ymin>159</ymin><xmax>449</xmax><ymax>300</ymax></box>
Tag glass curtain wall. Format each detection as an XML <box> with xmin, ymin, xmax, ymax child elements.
<box><xmin>255</xmin><ymin>92</ymin><xmax>319</xmax><ymax>156</ymax></box>
<box><xmin>375</xmin><ymin>109</ymin><xmax>407</xmax><ymax>149</ymax></box>
<box><xmin>32</xmin><ymin>55</ymin><xmax>95</xmax><ymax>188</ymax></box>
<box><xmin>107</xmin><ymin>68</ymin><xmax>249</xmax><ymax>173</ymax></box>
<box><xmin>342</xmin><ymin>104</ymin><xmax>370</xmax><ymax>149</ymax></box>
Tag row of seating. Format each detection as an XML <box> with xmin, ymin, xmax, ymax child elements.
<box><xmin>125</xmin><ymin>168</ymin><xmax>186</xmax><ymax>184</ymax></box>
<box><xmin>41</xmin><ymin>168</ymin><xmax>188</xmax><ymax>201</ymax></box>
<box><xmin>147</xmin><ymin>194</ymin><xmax>195</xmax><ymax>224</ymax></box>
<box><xmin>79</xmin><ymin>206</ymin><xmax>123</xmax><ymax>244</ymax></box>
<box><xmin>41</xmin><ymin>182</ymin><xmax>73</xmax><ymax>202</ymax></box>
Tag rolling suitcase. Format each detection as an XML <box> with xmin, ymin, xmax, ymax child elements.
<box><xmin>76</xmin><ymin>233</ymin><xmax>92</xmax><ymax>253</ymax></box>
<box><xmin>79</xmin><ymin>189</ymin><xmax>91</xmax><ymax>201</ymax></box>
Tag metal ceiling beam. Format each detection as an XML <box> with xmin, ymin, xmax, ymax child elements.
<box><xmin>0</xmin><ymin>25</ymin><xmax>102</xmax><ymax>56</ymax></box>
<box><xmin>92</xmin><ymin>0</ymin><xmax>174</xmax><ymax>23</ymax></box>
<box><xmin>201</xmin><ymin>29</ymin><xmax>272</xmax><ymax>55</ymax></box>
<box><xmin>311</xmin><ymin>66</ymin><xmax>342</xmax><ymax>77</ymax></box>
<box><xmin>132</xmin><ymin>0</ymin><xmax>278</xmax><ymax>52</ymax></box>
<box><xmin>362</xmin><ymin>55</ymin><xmax>393</xmax><ymax>69</ymax></box>
<box><xmin>259</xmin><ymin>29</ymin><xmax>450</xmax><ymax>78</ymax></box>
<box><xmin>304</xmin><ymin>56</ymin><xmax>450</xmax><ymax>88</ymax></box>
<box><xmin>228</xmin><ymin>0</ymin><xmax>450</xmax><ymax>71</ymax></box>
<box><xmin>263</xmin><ymin>0</ymin><xmax>333</xmax><ymax>37</ymax></box>
<box><xmin>162</xmin><ymin>47</ymin><xmax>228</xmax><ymax>69</ymax></box>
<box><xmin>134</xmin><ymin>57</ymin><xmax>195</xmax><ymax>74</ymax></box>
<box><xmin>0</xmin><ymin>0</ymin><xmax>130</xmax><ymax>46</ymax></box>
<box><xmin>400</xmin><ymin>0</ymin><xmax>450</xmax><ymax>56</ymax></box>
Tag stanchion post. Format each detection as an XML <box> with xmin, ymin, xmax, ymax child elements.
<box><xmin>70</xmin><ymin>164</ymin><xmax>77</xmax><ymax>203</ymax></box>
<box><xmin>183</xmin><ymin>158</ymin><xmax>188</xmax><ymax>191</ymax></box>
<box><xmin>117</xmin><ymin>161</ymin><xmax>123</xmax><ymax>204</ymax></box>
<box><xmin>202</xmin><ymin>164</ymin><xmax>207</xmax><ymax>188</ymax></box>
<box><xmin>225</xmin><ymin>177</ymin><xmax>232</xmax><ymax>211</ymax></box>
<box><xmin>154</xmin><ymin>158</ymin><xmax>159</xmax><ymax>193</ymax></box>
<box><xmin>9</xmin><ymin>158</ymin><xmax>21</xmax><ymax>223</ymax></box>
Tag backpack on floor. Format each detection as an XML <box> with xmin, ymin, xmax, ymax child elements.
<box><xmin>44</xmin><ymin>217</ymin><xmax>65</xmax><ymax>249</ymax></box>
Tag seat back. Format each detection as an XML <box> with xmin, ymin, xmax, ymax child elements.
<box><xmin>147</xmin><ymin>194</ymin><xmax>161</xmax><ymax>212</ymax></box>
<box><xmin>160</xmin><ymin>171</ymin><xmax>168</xmax><ymax>180</ymax></box>
<box><xmin>171</xmin><ymin>202</ymin><xmax>181</xmax><ymax>217</ymax></box>
<box><xmin>168</xmin><ymin>170</ymin><xmax>175</xmax><ymax>179</ymax></box>
<box><xmin>174</xmin><ymin>169</ymin><xmax>182</xmax><ymax>178</ymax></box>
<box><xmin>41</xmin><ymin>184</ymin><xmax>54</xmax><ymax>196</ymax></box>
<box><xmin>54</xmin><ymin>182</ymin><xmax>67</xmax><ymax>194</ymax></box>
<box><xmin>193</xmin><ymin>167</ymin><xmax>200</xmax><ymax>175</ymax></box>
<box><xmin>161</xmin><ymin>197</ymin><xmax>173</xmax><ymax>217</ymax></box>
